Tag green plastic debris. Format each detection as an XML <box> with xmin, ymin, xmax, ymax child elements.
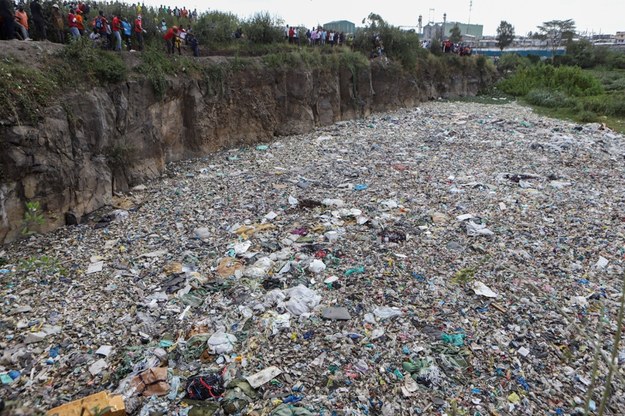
<box><xmin>1</xmin><ymin>373</ymin><xmax>13</xmax><ymax>384</ymax></box>
<box><xmin>402</xmin><ymin>362</ymin><xmax>419</xmax><ymax>373</ymax></box>
<box><xmin>159</xmin><ymin>340</ymin><xmax>174</xmax><ymax>348</ymax></box>
<box><xmin>345</xmin><ymin>266</ymin><xmax>365</xmax><ymax>276</ymax></box>
<box><xmin>256</xmin><ymin>145</ymin><xmax>269</xmax><ymax>151</ymax></box>
<box><xmin>441</xmin><ymin>333</ymin><xmax>466</xmax><ymax>347</ymax></box>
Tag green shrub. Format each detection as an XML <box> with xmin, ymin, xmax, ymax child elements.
<box><xmin>580</xmin><ymin>94</ymin><xmax>625</xmax><ymax>117</ymax></box>
<box><xmin>352</xmin><ymin>13</ymin><xmax>422</xmax><ymax>71</ymax></box>
<box><xmin>498</xmin><ymin>64</ymin><xmax>604</xmax><ymax>97</ymax></box>
<box><xmin>338</xmin><ymin>50</ymin><xmax>369</xmax><ymax>73</ymax></box>
<box><xmin>241</xmin><ymin>12</ymin><xmax>283</xmax><ymax>44</ymax></box>
<box><xmin>564</xmin><ymin>40</ymin><xmax>625</xmax><ymax>70</ymax></box>
<box><xmin>564</xmin><ymin>40</ymin><xmax>595</xmax><ymax>68</ymax></box>
<box><xmin>525</xmin><ymin>89</ymin><xmax>575</xmax><ymax>108</ymax></box>
<box><xmin>193</xmin><ymin>11</ymin><xmax>240</xmax><ymax>49</ymax></box>
<box><xmin>105</xmin><ymin>143</ymin><xmax>138</xmax><ymax>170</ymax></box>
<box><xmin>576</xmin><ymin>110</ymin><xmax>599</xmax><ymax>122</ymax></box>
<box><xmin>497</xmin><ymin>53</ymin><xmax>531</xmax><ymax>72</ymax></box>
<box><xmin>428</xmin><ymin>38</ymin><xmax>443</xmax><ymax>56</ymax></box>
<box><xmin>55</xmin><ymin>37</ymin><xmax>127</xmax><ymax>84</ymax></box>
<box><xmin>607</xmin><ymin>53</ymin><xmax>625</xmax><ymax>70</ymax></box>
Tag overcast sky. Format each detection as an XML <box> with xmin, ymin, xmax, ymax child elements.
<box><xmin>141</xmin><ymin>0</ymin><xmax>623</xmax><ymax>36</ymax></box>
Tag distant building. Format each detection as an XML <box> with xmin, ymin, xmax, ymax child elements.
<box><xmin>422</xmin><ymin>21</ymin><xmax>483</xmax><ymax>41</ymax></box>
<box><xmin>616</xmin><ymin>32</ymin><xmax>625</xmax><ymax>44</ymax></box>
<box><xmin>323</xmin><ymin>20</ymin><xmax>355</xmax><ymax>34</ymax></box>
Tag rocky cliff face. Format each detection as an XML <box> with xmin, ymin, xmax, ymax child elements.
<box><xmin>0</xmin><ymin>59</ymin><xmax>490</xmax><ymax>243</ymax></box>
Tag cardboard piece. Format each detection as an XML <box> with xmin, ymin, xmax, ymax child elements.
<box><xmin>47</xmin><ymin>391</ymin><xmax>125</xmax><ymax>416</ymax></box>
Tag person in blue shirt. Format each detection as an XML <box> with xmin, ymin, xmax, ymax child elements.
<box><xmin>188</xmin><ymin>33</ymin><xmax>199</xmax><ymax>57</ymax></box>
<box><xmin>121</xmin><ymin>16</ymin><xmax>132</xmax><ymax>50</ymax></box>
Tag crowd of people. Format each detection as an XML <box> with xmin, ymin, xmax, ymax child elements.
<box><xmin>420</xmin><ymin>38</ymin><xmax>473</xmax><ymax>56</ymax></box>
<box><xmin>0</xmin><ymin>0</ymin><xmax>200</xmax><ymax>56</ymax></box>
<box><xmin>284</xmin><ymin>24</ymin><xmax>349</xmax><ymax>48</ymax></box>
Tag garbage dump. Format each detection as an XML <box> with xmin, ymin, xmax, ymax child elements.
<box><xmin>1</xmin><ymin>101</ymin><xmax>625</xmax><ymax>415</ymax></box>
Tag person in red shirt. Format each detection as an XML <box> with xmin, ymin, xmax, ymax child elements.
<box><xmin>111</xmin><ymin>14</ymin><xmax>121</xmax><ymax>51</ymax></box>
<box><xmin>68</xmin><ymin>8</ymin><xmax>80</xmax><ymax>39</ymax></box>
<box><xmin>75</xmin><ymin>9</ymin><xmax>85</xmax><ymax>35</ymax></box>
<box><xmin>14</xmin><ymin>5</ymin><xmax>30</xmax><ymax>40</ymax></box>
<box><xmin>163</xmin><ymin>26</ymin><xmax>178</xmax><ymax>54</ymax></box>
<box><xmin>134</xmin><ymin>15</ymin><xmax>144</xmax><ymax>51</ymax></box>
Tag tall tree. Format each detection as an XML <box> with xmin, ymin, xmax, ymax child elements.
<box><xmin>496</xmin><ymin>20</ymin><xmax>515</xmax><ymax>51</ymax></box>
<box><xmin>449</xmin><ymin>24</ymin><xmax>462</xmax><ymax>43</ymax></box>
<box><xmin>536</xmin><ymin>19</ymin><xmax>576</xmax><ymax>57</ymax></box>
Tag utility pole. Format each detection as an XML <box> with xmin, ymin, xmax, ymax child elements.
<box><xmin>468</xmin><ymin>0</ymin><xmax>473</xmax><ymax>25</ymax></box>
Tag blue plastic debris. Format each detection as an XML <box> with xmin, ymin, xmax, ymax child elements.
<box><xmin>282</xmin><ymin>395</ymin><xmax>303</xmax><ymax>404</ymax></box>
<box><xmin>49</xmin><ymin>346</ymin><xmax>60</xmax><ymax>358</ymax></box>
<box><xmin>411</xmin><ymin>272</ymin><xmax>426</xmax><ymax>282</ymax></box>
<box><xmin>517</xmin><ymin>376</ymin><xmax>530</xmax><ymax>391</ymax></box>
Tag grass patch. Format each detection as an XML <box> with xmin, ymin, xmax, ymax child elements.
<box><xmin>525</xmin><ymin>88</ymin><xmax>575</xmax><ymax>108</ymax></box>
<box><xmin>54</xmin><ymin>37</ymin><xmax>127</xmax><ymax>84</ymax></box>
<box><xmin>0</xmin><ymin>57</ymin><xmax>58</xmax><ymax>124</ymax></box>
<box><xmin>135</xmin><ymin>44</ymin><xmax>180</xmax><ymax>97</ymax></box>
<box><xmin>499</xmin><ymin>64</ymin><xmax>604</xmax><ymax>97</ymax></box>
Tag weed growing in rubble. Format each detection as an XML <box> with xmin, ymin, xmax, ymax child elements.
<box><xmin>21</xmin><ymin>201</ymin><xmax>45</xmax><ymax>236</ymax></box>
<box><xmin>451</xmin><ymin>267</ymin><xmax>476</xmax><ymax>285</ymax></box>
<box><xmin>17</xmin><ymin>255</ymin><xmax>66</xmax><ymax>276</ymax></box>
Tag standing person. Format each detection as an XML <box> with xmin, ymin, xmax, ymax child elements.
<box><xmin>14</xmin><ymin>4</ymin><xmax>30</xmax><ymax>40</ymax></box>
<box><xmin>163</xmin><ymin>25</ymin><xmax>178</xmax><ymax>54</ymax></box>
<box><xmin>178</xmin><ymin>25</ymin><xmax>186</xmax><ymax>44</ymax></box>
<box><xmin>134</xmin><ymin>15</ymin><xmax>144</xmax><ymax>51</ymax></box>
<box><xmin>174</xmin><ymin>27</ymin><xmax>182</xmax><ymax>55</ymax></box>
<box><xmin>67</xmin><ymin>8</ymin><xmax>79</xmax><ymax>39</ymax></box>
<box><xmin>111</xmin><ymin>13</ymin><xmax>121</xmax><ymax>51</ymax></box>
<box><xmin>188</xmin><ymin>33</ymin><xmax>199</xmax><ymax>56</ymax></box>
<box><xmin>75</xmin><ymin>9</ymin><xmax>85</xmax><ymax>35</ymax></box>
<box><xmin>82</xmin><ymin>1</ymin><xmax>90</xmax><ymax>19</ymax></box>
<box><xmin>121</xmin><ymin>16</ymin><xmax>132</xmax><ymax>50</ymax></box>
<box><xmin>293</xmin><ymin>26</ymin><xmax>300</xmax><ymax>47</ymax></box>
<box><xmin>30</xmin><ymin>0</ymin><xmax>46</xmax><ymax>40</ymax></box>
<box><xmin>51</xmin><ymin>4</ymin><xmax>65</xmax><ymax>43</ymax></box>
<box><xmin>93</xmin><ymin>10</ymin><xmax>108</xmax><ymax>47</ymax></box>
